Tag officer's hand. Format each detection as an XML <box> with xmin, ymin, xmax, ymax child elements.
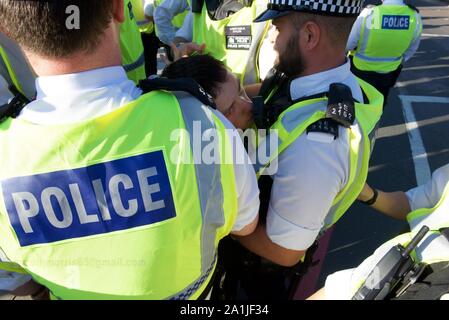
<box><xmin>171</xmin><ymin>42</ymin><xmax>206</xmax><ymax>61</ymax></box>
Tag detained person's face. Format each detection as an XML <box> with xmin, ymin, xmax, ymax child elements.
<box><xmin>272</xmin><ymin>15</ymin><xmax>306</xmax><ymax>78</ymax></box>
<box><xmin>214</xmin><ymin>72</ymin><xmax>254</xmax><ymax>130</ymax></box>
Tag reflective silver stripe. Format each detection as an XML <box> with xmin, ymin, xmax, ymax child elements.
<box><xmin>368</xmin><ymin>121</ymin><xmax>380</xmax><ymax>153</ymax></box>
<box><xmin>123</xmin><ymin>52</ymin><xmax>145</xmax><ymax>73</ymax></box>
<box><xmin>358</xmin><ymin>15</ymin><xmax>371</xmax><ymax>55</ymax></box>
<box><xmin>0</xmin><ymin>247</ymin><xmax>10</xmax><ymax>263</ymax></box>
<box><xmin>355</xmin><ymin>52</ymin><xmax>402</xmax><ymax>63</ymax></box>
<box><xmin>169</xmin><ymin>254</ymin><xmax>217</xmax><ymax>300</ymax></box>
<box><xmin>168</xmin><ymin>92</ymin><xmax>225</xmax><ymax>300</ymax></box>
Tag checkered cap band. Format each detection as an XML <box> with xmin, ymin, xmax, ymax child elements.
<box><xmin>267</xmin><ymin>0</ymin><xmax>364</xmax><ymax>16</ymax></box>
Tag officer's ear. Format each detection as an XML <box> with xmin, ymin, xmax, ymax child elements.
<box><xmin>112</xmin><ymin>0</ymin><xmax>126</xmax><ymax>23</ymax></box>
<box><xmin>301</xmin><ymin>20</ymin><xmax>321</xmax><ymax>51</ymax></box>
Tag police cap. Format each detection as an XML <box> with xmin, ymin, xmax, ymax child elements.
<box><xmin>254</xmin><ymin>0</ymin><xmax>364</xmax><ymax>22</ymax></box>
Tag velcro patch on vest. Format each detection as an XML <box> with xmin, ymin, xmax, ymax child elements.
<box><xmin>307</xmin><ymin>119</ymin><xmax>339</xmax><ymax>139</ymax></box>
<box><xmin>225</xmin><ymin>25</ymin><xmax>252</xmax><ymax>50</ymax></box>
<box><xmin>1</xmin><ymin>151</ymin><xmax>176</xmax><ymax>247</ymax></box>
<box><xmin>381</xmin><ymin>15</ymin><xmax>410</xmax><ymax>30</ymax></box>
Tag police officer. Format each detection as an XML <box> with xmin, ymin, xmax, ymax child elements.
<box><xmin>121</xmin><ymin>0</ymin><xmax>147</xmax><ymax>82</ymax></box>
<box><xmin>130</xmin><ymin>0</ymin><xmax>160</xmax><ymax>76</ymax></box>
<box><xmin>223</xmin><ymin>0</ymin><xmax>384</xmax><ymax>299</ymax></box>
<box><xmin>1</xmin><ymin>2</ymin><xmax>147</xmax><ymax>87</ymax></box>
<box><xmin>314</xmin><ymin>165</ymin><xmax>449</xmax><ymax>300</ymax></box>
<box><xmin>347</xmin><ymin>0</ymin><xmax>422</xmax><ymax>103</ymax></box>
<box><xmin>174</xmin><ymin>0</ymin><xmax>272</xmax><ymax>85</ymax></box>
<box><xmin>153</xmin><ymin>0</ymin><xmax>190</xmax><ymax>47</ymax></box>
<box><xmin>0</xmin><ymin>0</ymin><xmax>260</xmax><ymax>299</ymax></box>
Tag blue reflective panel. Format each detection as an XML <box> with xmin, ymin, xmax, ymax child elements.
<box><xmin>2</xmin><ymin>151</ymin><xmax>176</xmax><ymax>246</ymax></box>
<box><xmin>381</xmin><ymin>15</ymin><xmax>410</xmax><ymax>30</ymax></box>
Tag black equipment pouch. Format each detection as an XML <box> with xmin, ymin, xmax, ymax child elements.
<box><xmin>255</xmin><ymin>68</ymin><xmax>291</xmax><ymax>129</ymax></box>
<box><xmin>353</xmin><ymin>226</ymin><xmax>430</xmax><ymax>300</ymax></box>
<box><xmin>252</xmin><ymin>95</ymin><xmax>267</xmax><ymax>129</ymax></box>
<box><xmin>138</xmin><ymin>77</ymin><xmax>217</xmax><ymax>109</ymax></box>
<box><xmin>259</xmin><ymin>68</ymin><xmax>288</xmax><ymax>102</ymax></box>
<box><xmin>0</xmin><ymin>85</ymin><xmax>30</xmax><ymax>123</ymax></box>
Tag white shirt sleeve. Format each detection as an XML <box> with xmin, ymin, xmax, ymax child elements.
<box><xmin>143</xmin><ymin>0</ymin><xmax>155</xmax><ymax>17</ymax></box>
<box><xmin>266</xmin><ymin>128</ymin><xmax>350</xmax><ymax>251</ymax></box>
<box><xmin>406</xmin><ymin>164</ymin><xmax>449</xmax><ymax>211</ymax></box>
<box><xmin>403</xmin><ymin>13</ymin><xmax>423</xmax><ymax>62</ymax></box>
<box><xmin>211</xmin><ymin>110</ymin><xmax>260</xmax><ymax>232</ymax></box>
<box><xmin>153</xmin><ymin>0</ymin><xmax>189</xmax><ymax>45</ymax></box>
<box><xmin>346</xmin><ymin>8</ymin><xmax>372</xmax><ymax>52</ymax></box>
<box><xmin>174</xmin><ymin>11</ymin><xmax>193</xmax><ymax>42</ymax></box>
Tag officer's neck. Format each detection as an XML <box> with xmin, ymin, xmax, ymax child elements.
<box><xmin>296</xmin><ymin>52</ymin><xmax>347</xmax><ymax>79</ymax></box>
<box><xmin>24</xmin><ymin>25</ymin><xmax>122</xmax><ymax>77</ymax></box>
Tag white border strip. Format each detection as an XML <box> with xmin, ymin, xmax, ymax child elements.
<box><xmin>399</xmin><ymin>95</ymin><xmax>449</xmax><ymax>185</ymax></box>
<box><xmin>422</xmin><ymin>33</ymin><xmax>449</xmax><ymax>38</ymax></box>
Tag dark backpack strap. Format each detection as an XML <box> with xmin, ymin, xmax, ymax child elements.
<box><xmin>138</xmin><ymin>77</ymin><xmax>217</xmax><ymax>110</ymax></box>
<box><xmin>0</xmin><ymin>85</ymin><xmax>30</xmax><ymax>123</ymax></box>
<box><xmin>191</xmin><ymin>0</ymin><xmax>204</xmax><ymax>13</ymax></box>
<box><xmin>407</xmin><ymin>4</ymin><xmax>420</xmax><ymax>13</ymax></box>
<box><xmin>394</xmin><ymin>262</ymin><xmax>449</xmax><ymax>300</ymax></box>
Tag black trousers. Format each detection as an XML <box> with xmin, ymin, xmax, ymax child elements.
<box><xmin>350</xmin><ymin>58</ymin><xmax>403</xmax><ymax>107</ymax></box>
<box><xmin>141</xmin><ymin>31</ymin><xmax>161</xmax><ymax>77</ymax></box>
<box><xmin>212</xmin><ymin>236</ymin><xmax>319</xmax><ymax>300</ymax></box>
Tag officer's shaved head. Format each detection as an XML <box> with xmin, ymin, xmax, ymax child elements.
<box><xmin>0</xmin><ymin>0</ymin><xmax>114</xmax><ymax>58</ymax></box>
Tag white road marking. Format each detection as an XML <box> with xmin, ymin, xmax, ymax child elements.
<box><xmin>399</xmin><ymin>95</ymin><xmax>449</xmax><ymax>185</ymax></box>
<box><xmin>422</xmin><ymin>33</ymin><xmax>449</xmax><ymax>38</ymax></box>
